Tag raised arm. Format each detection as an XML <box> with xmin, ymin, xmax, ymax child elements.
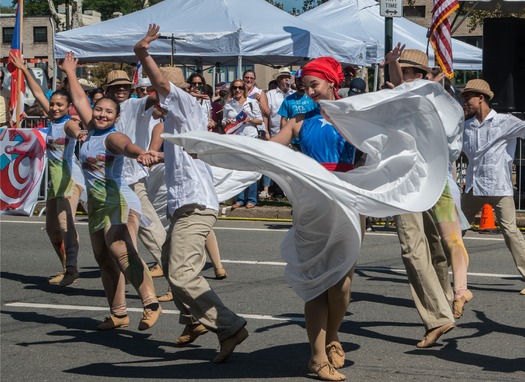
<box><xmin>134</xmin><ymin>24</ymin><xmax>170</xmax><ymax>98</ymax></box>
<box><xmin>58</xmin><ymin>52</ymin><xmax>94</xmax><ymax>129</ymax></box>
<box><xmin>380</xmin><ymin>42</ymin><xmax>405</xmax><ymax>87</ymax></box>
<box><xmin>9</xmin><ymin>52</ymin><xmax>50</xmax><ymax>114</ymax></box>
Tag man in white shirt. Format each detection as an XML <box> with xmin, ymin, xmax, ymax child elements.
<box><xmin>135</xmin><ymin>24</ymin><xmax>248</xmax><ymax>363</ymax></box>
<box><xmin>265</xmin><ymin>67</ymin><xmax>295</xmax><ymax>137</ymax></box>
<box><xmin>460</xmin><ymin>79</ymin><xmax>525</xmax><ymax>295</ymax></box>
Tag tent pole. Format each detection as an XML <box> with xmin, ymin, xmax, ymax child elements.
<box><xmin>373</xmin><ymin>64</ymin><xmax>379</xmax><ymax>92</ymax></box>
<box><xmin>238</xmin><ymin>56</ymin><xmax>242</xmax><ymax>79</ymax></box>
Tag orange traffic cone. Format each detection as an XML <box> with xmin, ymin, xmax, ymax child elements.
<box><xmin>479</xmin><ymin>204</ymin><xmax>497</xmax><ymax>231</ymax></box>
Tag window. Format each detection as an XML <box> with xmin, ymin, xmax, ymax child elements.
<box><xmin>2</xmin><ymin>27</ymin><xmax>14</xmax><ymax>44</ymax></box>
<box><xmin>33</xmin><ymin>26</ymin><xmax>48</xmax><ymax>43</ymax></box>
<box><xmin>403</xmin><ymin>6</ymin><xmax>426</xmax><ymax>17</ymax></box>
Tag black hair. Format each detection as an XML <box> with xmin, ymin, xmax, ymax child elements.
<box><xmin>89</xmin><ymin>88</ymin><xmax>105</xmax><ymax>99</ymax></box>
<box><xmin>243</xmin><ymin>70</ymin><xmax>256</xmax><ymax>78</ymax></box>
<box><xmin>187</xmin><ymin>72</ymin><xmax>206</xmax><ymax>86</ymax></box>
<box><xmin>94</xmin><ymin>95</ymin><xmax>121</xmax><ymax>116</ymax></box>
<box><xmin>50</xmin><ymin>89</ymin><xmax>72</xmax><ymax>104</ymax></box>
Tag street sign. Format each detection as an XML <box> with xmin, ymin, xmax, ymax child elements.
<box><xmin>380</xmin><ymin>0</ymin><xmax>403</xmax><ymax>18</ymax></box>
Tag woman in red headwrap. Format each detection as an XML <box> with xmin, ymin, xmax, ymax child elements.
<box><xmin>271</xmin><ymin>57</ymin><xmax>356</xmax><ymax>381</ymax></box>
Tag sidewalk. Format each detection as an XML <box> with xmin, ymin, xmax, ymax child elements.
<box><xmin>219</xmin><ymin>201</ymin><xmax>525</xmax><ymax>230</ymax></box>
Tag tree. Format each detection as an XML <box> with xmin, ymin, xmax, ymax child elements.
<box><xmin>265</xmin><ymin>0</ymin><xmax>284</xmax><ymax>10</ymax></box>
<box><xmin>82</xmin><ymin>0</ymin><xmax>162</xmax><ymax>20</ymax></box>
<box><xmin>464</xmin><ymin>5</ymin><xmax>525</xmax><ymax>32</ymax></box>
<box><xmin>302</xmin><ymin>0</ymin><xmax>328</xmax><ymax>13</ymax></box>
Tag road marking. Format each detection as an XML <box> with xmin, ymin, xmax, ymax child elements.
<box><xmin>220</xmin><ymin>261</ymin><xmax>522</xmax><ymax>279</ymax></box>
<box><xmin>4</xmin><ymin>302</ymin><xmax>305</xmax><ymax>323</ymax></box>
<box><xmin>0</xmin><ymin>219</ymin><xmax>510</xmax><ymax>241</ymax></box>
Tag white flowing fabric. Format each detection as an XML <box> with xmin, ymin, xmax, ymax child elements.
<box><xmin>163</xmin><ymin>81</ymin><xmax>459</xmax><ymax>302</ymax></box>
<box><xmin>146</xmin><ymin>164</ymin><xmax>261</xmax><ymax>228</ymax></box>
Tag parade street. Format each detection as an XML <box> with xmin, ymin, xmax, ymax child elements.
<box><xmin>1</xmin><ymin>215</ymin><xmax>524</xmax><ymax>381</ymax></box>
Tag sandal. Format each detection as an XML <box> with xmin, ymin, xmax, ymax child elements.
<box><xmin>246</xmin><ymin>203</ymin><xmax>256</xmax><ymax>209</ymax></box>
<box><xmin>231</xmin><ymin>203</ymin><xmax>243</xmax><ymax>209</ymax></box>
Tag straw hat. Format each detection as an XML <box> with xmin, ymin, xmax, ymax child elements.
<box><xmin>159</xmin><ymin>67</ymin><xmax>189</xmax><ymax>89</ymax></box>
<box><xmin>133</xmin><ymin>77</ymin><xmax>152</xmax><ymax>89</ymax></box>
<box><xmin>460</xmin><ymin>79</ymin><xmax>494</xmax><ymax>100</ymax></box>
<box><xmin>398</xmin><ymin>49</ymin><xmax>431</xmax><ymax>74</ymax></box>
<box><xmin>273</xmin><ymin>67</ymin><xmax>292</xmax><ymax>80</ymax></box>
<box><xmin>103</xmin><ymin>70</ymin><xmax>133</xmax><ymax>89</ymax></box>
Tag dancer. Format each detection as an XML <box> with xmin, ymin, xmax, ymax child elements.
<box><xmin>268</xmin><ymin>56</ymin><xmax>356</xmax><ymax>381</ymax></box>
<box><xmin>60</xmin><ymin>53</ymin><xmax>162</xmax><ymax>330</ymax></box>
<box><xmin>9</xmin><ymin>53</ymin><xmax>85</xmax><ymax>287</ymax></box>
<box><xmin>135</xmin><ymin>24</ymin><xmax>247</xmax><ymax>362</ymax></box>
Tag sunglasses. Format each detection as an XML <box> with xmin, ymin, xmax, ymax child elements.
<box><xmin>243</xmin><ymin>76</ymin><xmax>255</xmax><ymax>80</ymax></box>
<box><xmin>191</xmin><ymin>82</ymin><xmax>203</xmax><ymax>87</ymax></box>
<box><xmin>137</xmin><ymin>87</ymin><xmax>148</xmax><ymax>93</ymax></box>
<box><xmin>232</xmin><ymin>86</ymin><xmax>245</xmax><ymax>90</ymax></box>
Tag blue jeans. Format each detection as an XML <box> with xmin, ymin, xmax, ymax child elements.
<box><xmin>236</xmin><ymin>182</ymin><xmax>258</xmax><ymax>205</ymax></box>
<box><xmin>261</xmin><ymin>175</ymin><xmax>271</xmax><ymax>188</ymax></box>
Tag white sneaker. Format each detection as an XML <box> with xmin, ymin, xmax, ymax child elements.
<box><xmin>259</xmin><ymin>191</ymin><xmax>270</xmax><ymax>199</ymax></box>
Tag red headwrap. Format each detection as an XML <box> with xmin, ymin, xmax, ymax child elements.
<box><xmin>301</xmin><ymin>57</ymin><xmax>345</xmax><ymax>99</ymax></box>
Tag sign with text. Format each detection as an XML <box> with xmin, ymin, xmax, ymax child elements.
<box><xmin>380</xmin><ymin>0</ymin><xmax>403</xmax><ymax>17</ymax></box>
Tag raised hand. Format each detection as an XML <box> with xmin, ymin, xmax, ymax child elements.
<box><xmin>58</xmin><ymin>51</ymin><xmax>78</xmax><ymax>74</ymax></box>
<box><xmin>8</xmin><ymin>51</ymin><xmax>25</xmax><ymax>70</ymax></box>
<box><xmin>134</xmin><ymin>24</ymin><xmax>161</xmax><ymax>52</ymax></box>
<box><xmin>380</xmin><ymin>42</ymin><xmax>406</xmax><ymax>68</ymax></box>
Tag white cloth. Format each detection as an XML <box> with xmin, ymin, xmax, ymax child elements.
<box><xmin>463</xmin><ymin>110</ymin><xmax>525</xmax><ymax>196</ymax></box>
<box><xmin>164</xmin><ymin>81</ymin><xmax>454</xmax><ymax>302</ymax></box>
<box><xmin>159</xmin><ymin>83</ymin><xmax>219</xmax><ymax>215</ymax></box>
<box><xmin>115</xmin><ymin>97</ymin><xmax>153</xmax><ymax>184</ymax></box>
<box><xmin>222</xmin><ymin>98</ymin><xmax>261</xmax><ymax>138</ymax></box>
<box><xmin>266</xmin><ymin>87</ymin><xmax>295</xmax><ymax>136</ymax></box>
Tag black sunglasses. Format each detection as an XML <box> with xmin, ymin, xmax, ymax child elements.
<box><xmin>232</xmin><ymin>86</ymin><xmax>245</xmax><ymax>90</ymax></box>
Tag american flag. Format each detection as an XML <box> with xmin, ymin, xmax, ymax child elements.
<box><xmin>429</xmin><ymin>0</ymin><xmax>459</xmax><ymax>78</ymax></box>
<box><xmin>7</xmin><ymin>1</ymin><xmax>25</xmax><ymax>126</ymax></box>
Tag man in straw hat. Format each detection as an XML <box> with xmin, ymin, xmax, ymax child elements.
<box><xmin>103</xmin><ymin>69</ymin><xmax>168</xmax><ymax>285</ymax></box>
<box><xmin>134</xmin><ymin>24</ymin><xmax>248</xmax><ymax>363</ymax></box>
<box><xmin>382</xmin><ymin>44</ymin><xmax>457</xmax><ymax>346</ymax></box>
<box><xmin>460</xmin><ymin>79</ymin><xmax>525</xmax><ymax>295</ymax></box>
<box><xmin>266</xmin><ymin>67</ymin><xmax>295</xmax><ymax>137</ymax></box>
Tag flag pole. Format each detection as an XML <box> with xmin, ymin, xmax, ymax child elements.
<box><xmin>15</xmin><ymin>0</ymin><xmax>24</xmax><ymax>128</ymax></box>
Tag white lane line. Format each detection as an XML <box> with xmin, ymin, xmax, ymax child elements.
<box><xmin>221</xmin><ymin>260</ymin><xmax>522</xmax><ymax>279</ymax></box>
<box><xmin>0</xmin><ymin>219</ymin><xmax>509</xmax><ymax>242</ymax></box>
<box><xmin>4</xmin><ymin>302</ymin><xmax>304</xmax><ymax>323</ymax></box>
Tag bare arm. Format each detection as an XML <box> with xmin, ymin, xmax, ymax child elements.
<box><xmin>134</xmin><ymin>24</ymin><xmax>170</xmax><ymax>98</ymax></box>
<box><xmin>106</xmin><ymin>132</ymin><xmax>160</xmax><ymax>166</ymax></box>
<box><xmin>380</xmin><ymin>42</ymin><xmax>405</xmax><ymax>87</ymax></box>
<box><xmin>258</xmin><ymin>91</ymin><xmax>270</xmax><ymax>118</ymax></box>
<box><xmin>270</xmin><ymin>114</ymin><xmax>304</xmax><ymax>146</ymax></box>
<box><xmin>148</xmin><ymin>121</ymin><xmax>164</xmax><ymax>151</ymax></box>
<box><xmin>58</xmin><ymin>52</ymin><xmax>94</xmax><ymax>129</ymax></box>
<box><xmin>63</xmin><ymin>119</ymin><xmax>86</xmax><ymax>141</ymax></box>
<box><xmin>9</xmin><ymin>52</ymin><xmax>50</xmax><ymax>114</ymax></box>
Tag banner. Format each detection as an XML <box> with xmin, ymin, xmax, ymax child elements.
<box><xmin>0</xmin><ymin>128</ymin><xmax>47</xmax><ymax>215</ymax></box>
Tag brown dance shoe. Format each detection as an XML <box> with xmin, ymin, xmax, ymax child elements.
<box><xmin>520</xmin><ymin>288</ymin><xmax>525</xmax><ymax>295</ymax></box>
<box><xmin>48</xmin><ymin>271</ymin><xmax>65</xmax><ymax>284</ymax></box>
<box><xmin>214</xmin><ymin>267</ymin><xmax>228</xmax><ymax>280</ymax></box>
<box><xmin>97</xmin><ymin>315</ymin><xmax>129</xmax><ymax>331</ymax></box>
<box><xmin>174</xmin><ymin>323</ymin><xmax>209</xmax><ymax>346</ymax></box>
<box><xmin>416</xmin><ymin>322</ymin><xmax>455</xmax><ymax>348</ymax></box>
<box><xmin>157</xmin><ymin>288</ymin><xmax>173</xmax><ymax>302</ymax></box>
<box><xmin>148</xmin><ymin>263</ymin><xmax>164</xmax><ymax>278</ymax></box>
<box><xmin>138</xmin><ymin>305</ymin><xmax>162</xmax><ymax>331</ymax></box>
<box><xmin>326</xmin><ymin>341</ymin><xmax>345</xmax><ymax>369</ymax></box>
<box><xmin>309</xmin><ymin>361</ymin><xmax>346</xmax><ymax>381</ymax></box>
<box><xmin>212</xmin><ymin>327</ymin><xmax>249</xmax><ymax>363</ymax></box>
<box><xmin>452</xmin><ymin>290</ymin><xmax>473</xmax><ymax>319</ymax></box>
<box><xmin>59</xmin><ymin>269</ymin><xmax>79</xmax><ymax>287</ymax></box>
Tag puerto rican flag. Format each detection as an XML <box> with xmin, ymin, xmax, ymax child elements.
<box><xmin>7</xmin><ymin>1</ymin><xmax>25</xmax><ymax>124</ymax></box>
<box><xmin>224</xmin><ymin>110</ymin><xmax>248</xmax><ymax>135</ymax></box>
<box><xmin>132</xmin><ymin>60</ymin><xmax>142</xmax><ymax>85</ymax></box>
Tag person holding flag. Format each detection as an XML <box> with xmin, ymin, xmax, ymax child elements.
<box><xmin>222</xmin><ymin>79</ymin><xmax>263</xmax><ymax>209</ymax></box>
<box><xmin>7</xmin><ymin>0</ymin><xmax>25</xmax><ymax>127</ymax></box>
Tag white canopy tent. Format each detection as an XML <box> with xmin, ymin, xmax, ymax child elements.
<box><xmin>299</xmin><ymin>0</ymin><xmax>483</xmax><ymax>70</ymax></box>
<box><xmin>54</xmin><ymin>0</ymin><xmax>368</xmax><ymax>68</ymax></box>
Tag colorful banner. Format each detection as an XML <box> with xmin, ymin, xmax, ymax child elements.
<box><xmin>224</xmin><ymin>110</ymin><xmax>248</xmax><ymax>135</ymax></box>
<box><xmin>0</xmin><ymin>128</ymin><xmax>47</xmax><ymax>215</ymax></box>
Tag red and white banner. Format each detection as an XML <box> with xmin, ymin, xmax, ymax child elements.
<box><xmin>0</xmin><ymin>128</ymin><xmax>47</xmax><ymax>215</ymax></box>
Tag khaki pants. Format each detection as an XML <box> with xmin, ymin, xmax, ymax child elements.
<box><xmin>462</xmin><ymin>191</ymin><xmax>525</xmax><ymax>279</ymax></box>
<box><xmin>162</xmin><ymin>205</ymin><xmax>246</xmax><ymax>341</ymax></box>
<box><xmin>395</xmin><ymin>211</ymin><xmax>454</xmax><ymax>331</ymax></box>
<box><xmin>131</xmin><ymin>179</ymin><xmax>166</xmax><ymax>265</ymax></box>
<box><xmin>46</xmin><ymin>184</ymin><xmax>82</xmax><ymax>270</ymax></box>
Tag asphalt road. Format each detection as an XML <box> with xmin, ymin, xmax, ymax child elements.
<box><xmin>1</xmin><ymin>215</ymin><xmax>524</xmax><ymax>381</ymax></box>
